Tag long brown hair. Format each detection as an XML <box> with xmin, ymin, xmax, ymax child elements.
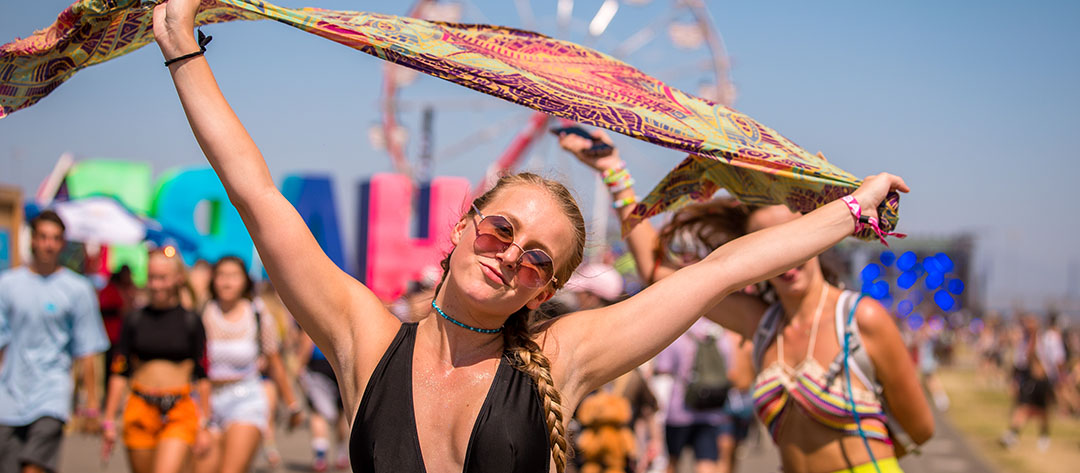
<box><xmin>209</xmin><ymin>255</ymin><xmax>254</xmax><ymax>302</ymax></box>
<box><xmin>655</xmin><ymin>197</ymin><xmax>749</xmax><ymax>277</ymax></box>
<box><xmin>434</xmin><ymin>173</ymin><xmax>585</xmax><ymax>473</ymax></box>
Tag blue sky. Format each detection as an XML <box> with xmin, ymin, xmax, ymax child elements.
<box><xmin>1</xmin><ymin>0</ymin><xmax>1078</xmax><ymax>311</ymax></box>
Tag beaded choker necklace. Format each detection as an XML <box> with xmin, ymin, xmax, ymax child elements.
<box><xmin>431</xmin><ymin>300</ymin><xmax>503</xmax><ymax>334</ymax></box>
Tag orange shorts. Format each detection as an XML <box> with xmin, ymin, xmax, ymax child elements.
<box><xmin>122</xmin><ymin>384</ymin><xmax>200</xmax><ymax>450</ymax></box>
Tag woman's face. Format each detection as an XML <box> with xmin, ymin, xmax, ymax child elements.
<box><xmin>746</xmin><ymin>205</ymin><xmax>823</xmax><ymax>297</ymax></box>
<box><xmin>212</xmin><ymin>260</ymin><xmax>248</xmax><ymax>304</ymax></box>
<box><xmin>146</xmin><ymin>253</ymin><xmax>181</xmax><ymax>307</ymax></box>
<box><xmin>448</xmin><ymin>185</ymin><xmax>577</xmax><ymax>315</ymax></box>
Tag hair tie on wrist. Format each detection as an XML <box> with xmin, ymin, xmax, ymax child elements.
<box><xmin>164</xmin><ymin>29</ymin><xmax>213</xmax><ymax>67</ymax></box>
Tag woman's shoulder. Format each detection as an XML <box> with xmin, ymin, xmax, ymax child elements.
<box><xmin>850</xmin><ymin>294</ymin><xmax>897</xmax><ymax>342</ymax></box>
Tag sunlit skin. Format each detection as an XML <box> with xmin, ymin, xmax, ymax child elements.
<box><xmin>152</xmin><ymin>1</ymin><xmax>912</xmax><ymax>471</ymax></box>
<box><xmin>29</xmin><ymin>220</ymin><xmax>64</xmax><ymax>276</ymax></box>
<box><xmin>409</xmin><ymin>186</ymin><xmax>575</xmax><ymax>465</ymax></box>
<box><xmin>746</xmin><ymin>205</ymin><xmax>822</xmax><ymax>301</ymax></box>
<box><xmin>101</xmin><ymin>252</ymin><xmax>213</xmax><ymax>473</ymax></box>
<box><xmin>195</xmin><ymin>258</ymin><xmax>302</xmax><ymax>473</ymax></box>
<box><xmin>739</xmin><ymin>206</ymin><xmax>916</xmax><ymax>472</ymax></box>
<box><xmin>560</xmin><ymin>133</ymin><xmax>932</xmax><ymax>473</ymax></box>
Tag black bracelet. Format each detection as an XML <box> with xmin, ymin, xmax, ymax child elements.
<box><xmin>164</xmin><ymin>29</ymin><xmax>213</xmax><ymax>67</ymax></box>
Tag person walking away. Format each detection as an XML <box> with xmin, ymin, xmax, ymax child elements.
<box><xmin>655</xmin><ymin>319</ymin><xmax>734</xmax><ymax>473</ymax></box>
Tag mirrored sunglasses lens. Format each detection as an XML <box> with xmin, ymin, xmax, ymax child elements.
<box><xmin>474</xmin><ymin>233</ymin><xmax>509</xmax><ymax>254</ymax></box>
<box><xmin>517</xmin><ymin>266</ymin><xmax>543</xmax><ymax>288</ymax></box>
<box><xmin>520</xmin><ymin>251</ymin><xmax>554</xmax><ymax>287</ymax></box>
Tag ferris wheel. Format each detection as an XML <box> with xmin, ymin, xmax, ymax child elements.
<box><xmin>370</xmin><ymin>0</ymin><xmax>736</xmax><ymax>185</ymax></box>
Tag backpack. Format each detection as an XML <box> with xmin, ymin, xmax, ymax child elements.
<box><xmin>752</xmin><ymin>290</ymin><xmax>920</xmax><ymax>456</ymax></box>
<box><xmin>684</xmin><ymin>332</ymin><xmax>731</xmax><ymax>410</ymax></box>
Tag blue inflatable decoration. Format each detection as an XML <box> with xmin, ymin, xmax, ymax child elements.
<box><xmin>934</xmin><ymin>290</ymin><xmax>955</xmax><ymax>311</ymax></box>
<box><xmin>897</xmin><ymin>270</ymin><xmax>918</xmax><ymax>289</ymax></box>
<box><xmin>861</xmin><ymin>263</ymin><xmax>882</xmax><ymax>282</ymax></box>
<box><xmin>935</xmin><ymin>253</ymin><xmax>955</xmax><ymax>272</ymax></box>
<box><xmin>879</xmin><ymin>251</ymin><xmax>896</xmax><ymax>267</ymax></box>
<box><xmin>897</xmin><ymin>251</ymin><xmax>917</xmax><ymax>271</ymax></box>
<box><xmin>897</xmin><ymin>300</ymin><xmax>914</xmax><ymax>316</ymax></box>
<box><xmin>925</xmin><ymin>272</ymin><xmax>944</xmax><ymax>290</ymax></box>
<box><xmin>948</xmin><ymin>279</ymin><xmax>965</xmax><ymax>295</ymax></box>
<box><xmin>861</xmin><ymin>250</ymin><xmax>966</xmax><ymax>315</ymax></box>
<box><xmin>862</xmin><ymin>280</ymin><xmax>889</xmax><ymax>300</ymax></box>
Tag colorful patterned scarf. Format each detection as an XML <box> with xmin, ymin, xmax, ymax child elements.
<box><xmin>0</xmin><ymin>0</ymin><xmax>900</xmax><ymax>240</ymax></box>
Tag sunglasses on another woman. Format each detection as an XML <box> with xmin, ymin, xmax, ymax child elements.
<box><xmin>471</xmin><ymin>204</ymin><xmax>557</xmax><ymax>288</ymax></box>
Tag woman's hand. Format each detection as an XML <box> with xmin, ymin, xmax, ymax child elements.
<box><xmin>850</xmin><ymin>172</ymin><xmax>910</xmax><ymax>222</ymax></box>
<box><xmin>152</xmin><ymin>0</ymin><xmax>201</xmax><ymax>59</ymax></box>
<box><xmin>193</xmin><ymin>427</ymin><xmax>212</xmax><ymax>456</ymax></box>
<box><xmin>557</xmin><ymin>128</ymin><xmax>623</xmax><ymax>173</ymax></box>
<box><xmin>100</xmin><ymin>421</ymin><xmax>116</xmax><ymax>463</ymax></box>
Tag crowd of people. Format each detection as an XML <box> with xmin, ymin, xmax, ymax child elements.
<box><xmin>966</xmin><ymin>311</ymin><xmax>1080</xmax><ymax>451</ymax></box>
<box><xmin>3</xmin><ymin>201</ymin><xmax>1076</xmax><ymax>473</ymax></box>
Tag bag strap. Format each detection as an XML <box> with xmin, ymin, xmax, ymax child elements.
<box><xmin>752</xmin><ymin>303</ymin><xmax>784</xmax><ymax>373</ymax></box>
<box><xmin>829</xmin><ymin>291</ymin><xmax>921</xmax><ymax>454</ymax></box>
<box><xmin>825</xmin><ymin>291</ymin><xmax>879</xmax><ymax>394</ymax></box>
<box><xmin>253</xmin><ymin>307</ymin><xmax>264</xmax><ymax>358</ymax></box>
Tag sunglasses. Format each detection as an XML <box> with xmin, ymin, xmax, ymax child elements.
<box><xmin>471</xmin><ymin>204</ymin><xmax>558</xmax><ymax>288</ymax></box>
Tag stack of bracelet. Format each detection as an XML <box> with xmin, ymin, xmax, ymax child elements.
<box><xmin>602</xmin><ymin>162</ymin><xmax>637</xmax><ymax>209</ymax></box>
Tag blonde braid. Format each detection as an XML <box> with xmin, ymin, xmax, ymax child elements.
<box><xmin>503</xmin><ymin>310</ymin><xmax>570</xmax><ymax>473</ymax></box>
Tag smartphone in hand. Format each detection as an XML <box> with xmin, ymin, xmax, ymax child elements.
<box><xmin>550</xmin><ymin>126</ymin><xmax>614</xmax><ymax>158</ymax></box>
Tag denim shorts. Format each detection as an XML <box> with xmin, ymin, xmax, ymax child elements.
<box><xmin>209</xmin><ymin>377</ymin><xmax>268</xmax><ymax>433</ymax></box>
<box><xmin>664</xmin><ymin>423</ymin><xmax>721</xmax><ymax>460</ymax></box>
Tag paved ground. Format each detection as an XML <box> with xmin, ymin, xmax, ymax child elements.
<box><xmin>58</xmin><ymin>405</ymin><xmax>998</xmax><ymax>472</ymax></box>
<box><xmin>61</xmin><ymin>426</ymin><xmax>341</xmax><ymax>473</ymax></box>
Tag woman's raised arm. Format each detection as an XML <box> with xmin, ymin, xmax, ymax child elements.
<box><xmin>551</xmin><ymin>173</ymin><xmax>909</xmax><ymax>395</ymax></box>
<box><xmin>557</xmin><ymin>133</ymin><xmax>772</xmax><ymax>339</ymax></box>
<box><xmin>152</xmin><ymin>1</ymin><xmax>397</xmax><ymax>372</ymax></box>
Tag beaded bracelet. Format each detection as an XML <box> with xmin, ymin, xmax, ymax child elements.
<box><xmin>612</xmin><ymin>196</ymin><xmax>637</xmax><ymax>209</ymax></box>
<box><xmin>609</xmin><ymin>178</ymin><xmax>635</xmax><ymax>193</ymax></box>
<box><xmin>600</xmin><ymin>161</ymin><xmax>626</xmax><ymax>179</ymax></box>
<box><xmin>602</xmin><ymin>169</ymin><xmax>629</xmax><ymax>186</ymax></box>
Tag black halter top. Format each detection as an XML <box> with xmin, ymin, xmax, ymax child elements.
<box><xmin>349</xmin><ymin>323</ymin><xmax>550</xmax><ymax>473</ymax></box>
